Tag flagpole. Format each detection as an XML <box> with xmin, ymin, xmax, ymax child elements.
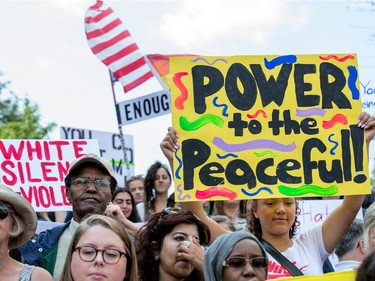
<box><xmin>108</xmin><ymin>70</ymin><xmax>130</xmax><ymax>179</ymax></box>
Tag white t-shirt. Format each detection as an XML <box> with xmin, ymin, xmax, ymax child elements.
<box><xmin>266</xmin><ymin>223</ymin><xmax>329</xmax><ymax>279</ymax></box>
<box><xmin>334</xmin><ymin>260</ymin><xmax>361</xmax><ymax>272</ymax></box>
<box><xmin>136</xmin><ymin>202</ymin><xmax>145</xmax><ymax>222</ymax></box>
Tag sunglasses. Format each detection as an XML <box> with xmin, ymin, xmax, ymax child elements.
<box><xmin>0</xmin><ymin>203</ymin><xmax>10</xmax><ymax>220</ymax></box>
<box><xmin>223</xmin><ymin>257</ymin><xmax>268</xmax><ymax>269</ymax></box>
<box><xmin>158</xmin><ymin>207</ymin><xmax>183</xmax><ymax>221</ymax></box>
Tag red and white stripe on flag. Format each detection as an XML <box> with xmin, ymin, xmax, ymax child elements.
<box><xmin>85</xmin><ymin>1</ymin><xmax>154</xmax><ymax>92</ymax></box>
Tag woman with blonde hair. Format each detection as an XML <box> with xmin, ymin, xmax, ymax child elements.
<box><xmin>59</xmin><ymin>214</ymin><xmax>138</xmax><ymax>281</ymax></box>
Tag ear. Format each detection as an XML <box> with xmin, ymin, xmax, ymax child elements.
<box><xmin>253</xmin><ymin>205</ymin><xmax>259</xmax><ymax>218</ymax></box>
<box><xmin>66</xmin><ymin>188</ymin><xmax>72</xmax><ymax>202</ymax></box>
<box><xmin>358</xmin><ymin>239</ymin><xmax>367</xmax><ymax>256</ymax></box>
<box><xmin>151</xmin><ymin>241</ymin><xmax>160</xmax><ymax>257</ymax></box>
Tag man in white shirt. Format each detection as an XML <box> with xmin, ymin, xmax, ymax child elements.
<box><xmin>334</xmin><ymin>219</ymin><xmax>366</xmax><ymax>272</ymax></box>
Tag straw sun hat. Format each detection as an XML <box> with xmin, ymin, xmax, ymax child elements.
<box><xmin>0</xmin><ymin>183</ymin><xmax>37</xmax><ymax>249</ymax></box>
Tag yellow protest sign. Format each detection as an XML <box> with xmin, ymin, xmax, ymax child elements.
<box><xmin>170</xmin><ymin>54</ymin><xmax>369</xmax><ymax>201</ymax></box>
<box><xmin>275</xmin><ymin>270</ymin><xmax>355</xmax><ymax>281</ymax></box>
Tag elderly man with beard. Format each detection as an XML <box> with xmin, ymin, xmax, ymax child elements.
<box><xmin>19</xmin><ymin>153</ymin><xmax>117</xmax><ymax>281</ymax></box>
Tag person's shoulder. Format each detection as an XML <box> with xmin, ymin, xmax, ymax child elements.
<box><xmin>35</xmin><ymin>221</ymin><xmax>70</xmax><ymax>240</ymax></box>
<box><xmin>30</xmin><ymin>266</ymin><xmax>53</xmax><ymax>281</ymax></box>
<box><xmin>20</xmin><ymin>221</ymin><xmax>70</xmax><ymax>252</ymax></box>
<box><xmin>136</xmin><ymin>203</ymin><xmax>145</xmax><ymax>212</ymax></box>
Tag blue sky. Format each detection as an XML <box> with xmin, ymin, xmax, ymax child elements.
<box><xmin>0</xmin><ymin>0</ymin><xmax>374</xmax><ymax>175</ymax></box>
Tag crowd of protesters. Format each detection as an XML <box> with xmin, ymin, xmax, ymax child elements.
<box><xmin>2</xmin><ymin>112</ymin><xmax>375</xmax><ymax>280</ymax></box>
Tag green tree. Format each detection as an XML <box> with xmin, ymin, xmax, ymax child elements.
<box><xmin>0</xmin><ymin>73</ymin><xmax>56</xmax><ymax>139</ymax></box>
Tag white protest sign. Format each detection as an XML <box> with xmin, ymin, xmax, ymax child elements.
<box><xmin>361</xmin><ymin>79</ymin><xmax>375</xmax><ymax>114</ymax></box>
<box><xmin>0</xmin><ymin>139</ymin><xmax>99</xmax><ymax>211</ymax></box>
<box><xmin>60</xmin><ymin>126</ymin><xmax>134</xmax><ymax>187</ymax></box>
<box><xmin>296</xmin><ymin>199</ymin><xmax>363</xmax><ymax>234</ymax></box>
<box><xmin>361</xmin><ymin>79</ymin><xmax>375</xmax><ymax>163</ymax></box>
<box><xmin>115</xmin><ymin>90</ymin><xmax>170</xmax><ymax>125</ymax></box>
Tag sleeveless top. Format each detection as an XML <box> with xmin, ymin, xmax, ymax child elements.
<box><xmin>19</xmin><ymin>264</ymin><xmax>34</xmax><ymax>281</ymax></box>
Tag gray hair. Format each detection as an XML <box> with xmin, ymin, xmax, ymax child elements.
<box><xmin>210</xmin><ymin>215</ymin><xmax>236</xmax><ymax>231</ymax></box>
<box><xmin>364</xmin><ymin>202</ymin><xmax>375</xmax><ymax>253</ymax></box>
<box><xmin>9</xmin><ymin>212</ymin><xmax>25</xmax><ymax>238</ymax></box>
<box><xmin>335</xmin><ymin>219</ymin><xmax>363</xmax><ymax>259</ymax></box>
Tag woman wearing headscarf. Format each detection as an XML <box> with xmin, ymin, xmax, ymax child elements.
<box><xmin>0</xmin><ymin>183</ymin><xmax>52</xmax><ymax>280</ymax></box>
<box><xmin>204</xmin><ymin>231</ymin><xmax>268</xmax><ymax>281</ymax></box>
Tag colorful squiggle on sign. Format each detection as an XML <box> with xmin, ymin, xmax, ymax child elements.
<box><xmin>328</xmin><ymin>134</ymin><xmax>339</xmax><ymax>155</ymax></box>
<box><xmin>319</xmin><ymin>54</ymin><xmax>355</xmax><ymax>62</ymax></box>
<box><xmin>296</xmin><ymin>108</ymin><xmax>326</xmax><ymax>117</ymax></box>
<box><xmin>180</xmin><ymin>115</ymin><xmax>224</xmax><ymax>131</ymax></box>
<box><xmin>173</xmin><ymin>72</ymin><xmax>189</xmax><ymax>110</ymax></box>
<box><xmin>195</xmin><ymin>187</ymin><xmax>237</xmax><ymax>200</ymax></box>
<box><xmin>174</xmin><ymin>153</ymin><xmax>183</xmax><ymax>179</ymax></box>
<box><xmin>191</xmin><ymin>57</ymin><xmax>228</xmax><ymax>65</ymax></box>
<box><xmin>322</xmin><ymin>114</ymin><xmax>348</xmax><ymax>129</ymax></box>
<box><xmin>278</xmin><ymin>184</ymin><xmax>338</xmax><ymax>196</ymax></box>
<box><xmin>213</xmin><ymin>97</ymin><xmax>229</xmax><ymax>117</ymax></box>
<box><xmin>176</xmin><ymin>184</ymin><xmax>191</xmax><ymax>200</ymax></box>
<box><xmin>348</xmin><ymin>65</ymin><xmax>360</xmax><ymax>100</ymax></box>
<box><xmin>247</xmin><ymin>110</ymin><xmax>267</xmax><ymax>119</ymax></box>
<box><xmin>253</xmin><ymin>150</ymin><xmax>278</xmax><ymax>157</ymax></box>
<box><xmin>241</xmin><ymin>187</ymin><xmax>273</xmax><ymax>196</ymax></box>
<box><xmin>216</xmin><ymin>153</ymin><xmax>238</xmax><ymax>159</ymax></box>
<box><xmin>264</xmin><ymin>55</ymin><xmax>297</xmax><ymax>70</ymax></box>
<box><xmin>213</xmin><ymin>137</ymin><xmax>296</xmax><ymax>152</ymax></box>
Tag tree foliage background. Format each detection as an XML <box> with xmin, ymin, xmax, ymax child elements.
<box><xmin>0</xmin><ymin>73</ymin><xmax>56</xmax><ymax>139</ymax></box>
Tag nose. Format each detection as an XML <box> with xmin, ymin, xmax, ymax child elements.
<box><xmin>93</xmin><ymin>252</ymin><xmax>105</xmax><ymax>266</ymax></box>
<box><xmin>276</xmin><ymin>203</ymin><xmax>286</xmax><ymax>213</ymax></box>
<box><xmin>86</xmin><ymin>181</ymin><xmax>97</xmax><ymax>192</ymax></box>
<box><xmin>120</xmin><ymin>202</ymin><xmax>127</xmax><ymax>209</ymax></box>
<box><xmin>242</xmin><ymin>260</ymin><xmax>256</xmax><ymax>277</ymax></box>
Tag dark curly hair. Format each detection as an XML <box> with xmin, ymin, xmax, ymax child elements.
<box><xmin>143</xmin><ymin>161</ymin><xmax>171</xmax><ymax>220</ymax></box>
<box><xmin>247</xmin><ymin>198</ymin><xmax>301</xmax><ymax>239</ymax></box>
<box><xmin>136</xmin><ymin>210</ymin><xmax>210</xmax><ymax>281</ymax></box>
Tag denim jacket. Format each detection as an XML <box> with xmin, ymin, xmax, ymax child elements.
<box><xmin>19</xmin><ymin>222</ymin><xmax>70</xmax><ymax>275</ymax></box>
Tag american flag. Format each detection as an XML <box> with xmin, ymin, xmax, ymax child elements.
<box><xmin>85</xmin><ymin>1</ymin><xmax>154</xmax><ymax>92</ymax></box>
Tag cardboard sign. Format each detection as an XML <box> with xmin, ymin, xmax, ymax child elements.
<box><xmin>60</xmin><ymin>126</ymin><xmax>134</xmax><ymax>187</ymax></box>
<box><xmin>170</xmin><ymin>54</ymin><xmax>369</xmax><ymax>201</ymax></box>
<box><xmin>0</xmin><ymin>139</ymin><xmax>99</xmax><ymax>211</ymax></box>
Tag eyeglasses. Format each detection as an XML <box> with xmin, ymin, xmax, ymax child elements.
<box><xmin>71</xmin><ymin>177</ymin><xmax>110</xmax><ymax>190</ymax></box>
<box><xmin>0</xmin><ymin>203</ymin><xmax>9</xmax><ymax>219</ymax></box>
<box><xmin>223</xmin><ymin>257</ymin><xmax>268</xmax><ymax>269</ymax></box>
<box><xmin>158</xmin><ymin>207</ymin><xmax>183</xmax><ymax>221</ymax></box>
<box><xmin>75</xmin><ymin>246</ymin><xmax>126</xmax><ymax>264</ymax></box>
